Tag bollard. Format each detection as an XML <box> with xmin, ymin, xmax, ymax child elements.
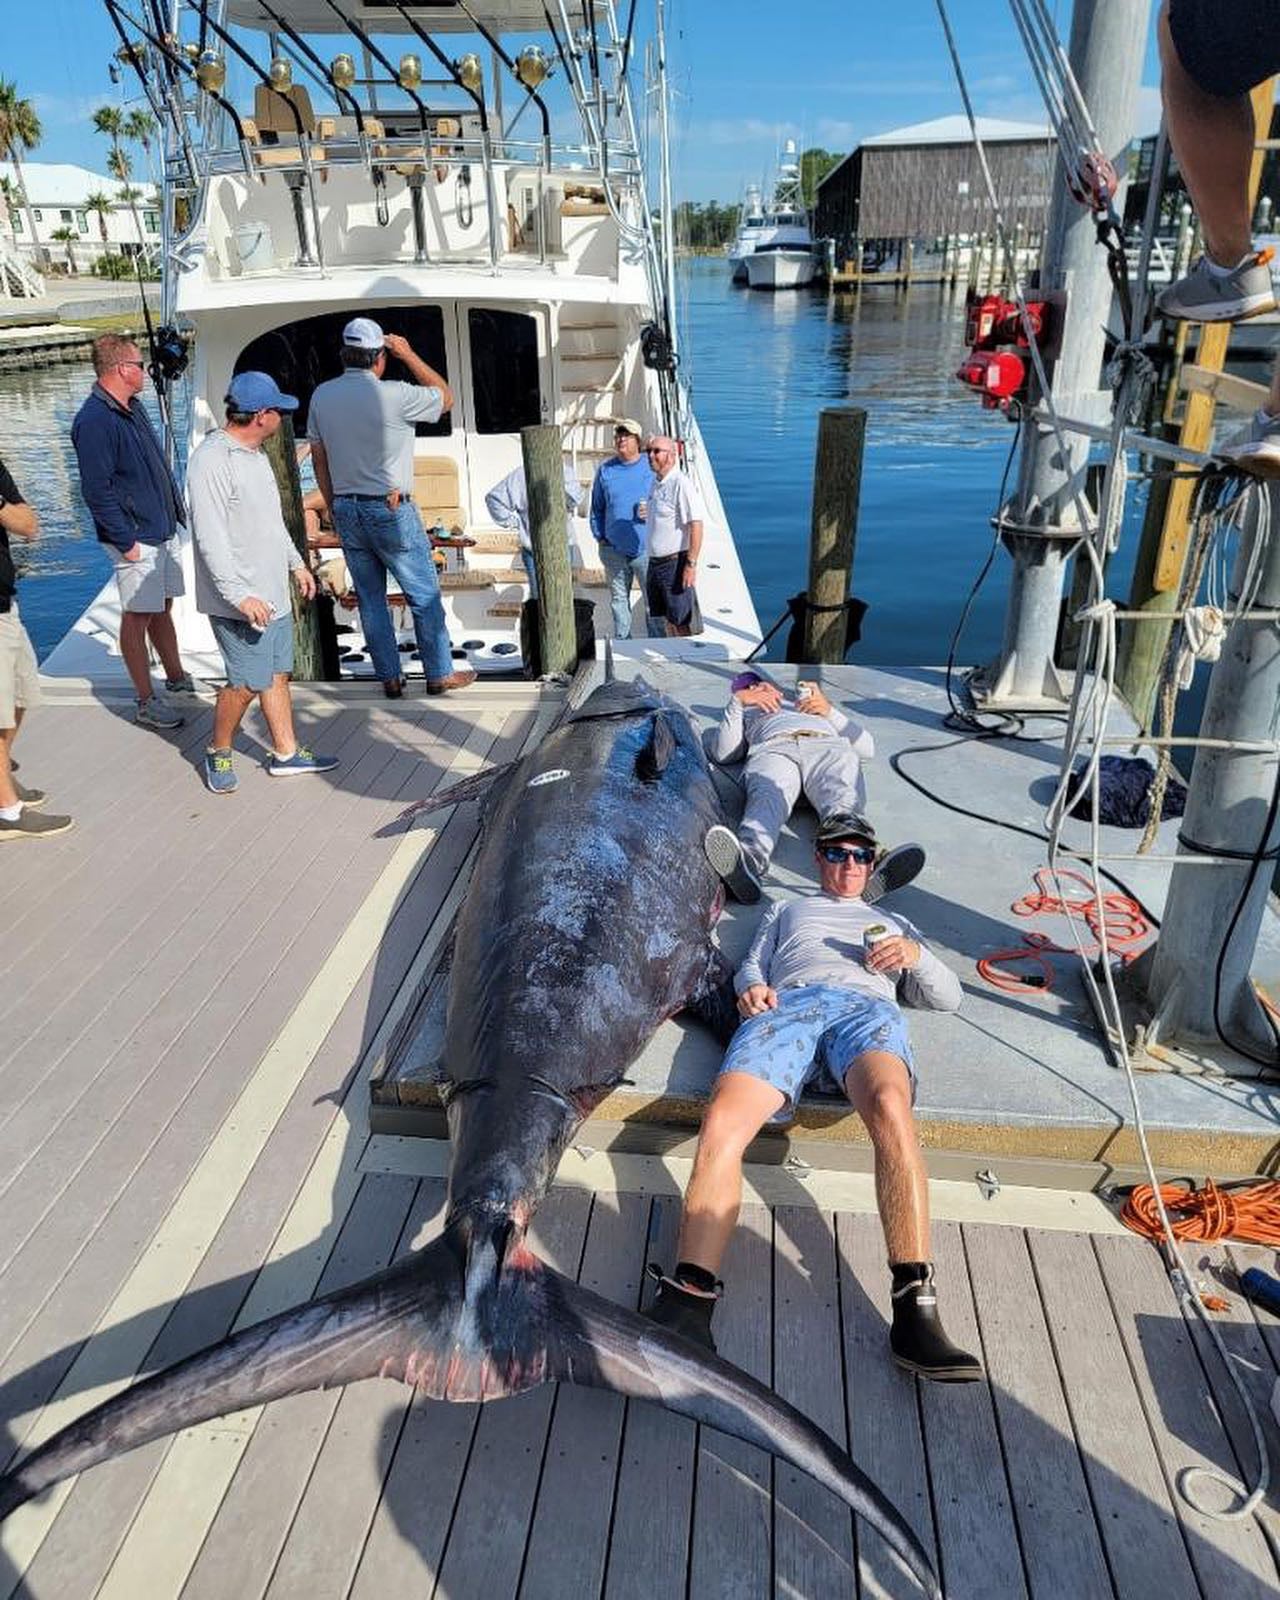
<box><xmin>263</xmin><ymin>415</ymin><xmax>325</xmax><ymax>680</ymax></box>
<box><xmin>803</xmin><ymin>406</ymin><xmax>866</xmax><ymax>664</ymax></box>
<box><xmin>521</xmin><ymin>423</ymin><xmax>576</xmax><ymax>676</ymax></box>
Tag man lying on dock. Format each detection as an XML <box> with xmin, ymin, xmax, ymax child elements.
<box><xmin>703</xmin><ymin>669</ymin><xmax>922</xmax><ymax>905</ymax></box>
<box><xmin>650</xmin><ymin>811</ymin><xmax>982</xmax><ymax>1382</ymax></box>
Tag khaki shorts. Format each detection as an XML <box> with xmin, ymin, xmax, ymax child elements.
<box><xmin>111</xmin><ymin>536</ymin><xmax>185</xmax><ymax>614</ymax></box>
<box><xmin>0</xmin><ymin>604</ymin><xmax>42</xmax><ymax>729</ymax></box>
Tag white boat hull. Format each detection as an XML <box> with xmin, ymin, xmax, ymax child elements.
<box><xmin>744</xmin><ymin>249</ymin><xmax>816</xmax><ymax>290</ymax></box>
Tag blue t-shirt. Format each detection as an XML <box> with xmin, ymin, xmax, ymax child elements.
<box><xmin>589</xmin><ymin>456</ymin><xmax>653</xmax><ymax>560</ymax></box>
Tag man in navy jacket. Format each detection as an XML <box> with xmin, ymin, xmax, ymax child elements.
<box><xmin>71</xmin><ymin>335</ymin><xmax>191</xmax><ymax>728</ymax></box>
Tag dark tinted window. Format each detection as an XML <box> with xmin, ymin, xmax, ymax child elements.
<box><xmin>234</xmin><ymin>305</ymin><xmax>450</xmax><ymax>437</ymax></box>
<box><xmin>468</xmin><ymin>307</ymin><xmax>540</xmax><ymax>435</ymax></box>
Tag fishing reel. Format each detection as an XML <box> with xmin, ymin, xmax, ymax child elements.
<box><xmin>148</xmin><ymin>324</ymin><xmax>189</xmax><ymax>387</ymax></box>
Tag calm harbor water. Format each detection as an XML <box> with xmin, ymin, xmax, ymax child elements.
<box><xmin>4</xmin><ymin>257</ymin><xmax>1146</xmax><ymax>668</ymax></box>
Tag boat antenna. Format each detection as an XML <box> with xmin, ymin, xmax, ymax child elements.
<box><xmin>654</xmin><ymin>0</ymin><xmax>678</xmax><ymax>372</ymax></box>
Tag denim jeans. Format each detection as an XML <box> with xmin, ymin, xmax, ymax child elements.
<box><xmin>520</xmin><ymin>545</ymin><xmax>539</xmax><ymax>598</ymax></box>
<box><xmin>598</xmin><ymin>542</ymin><xmax>662</xmax><ymax>638</ymax></box>
<box><xmin>332</xmin><ymin>497</ymin><xmax>453</xmax><ymax>682</ymax></box>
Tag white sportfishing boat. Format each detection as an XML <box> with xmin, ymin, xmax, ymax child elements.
<box><xmin>44</xmin><ymin>0</ymin><xmax>759</xmax><ymax>686</ymax></box>
<box><xmin>725</xmin><ymin>181</ymin><xmax>764</xmax><ymax>283</ymax></box>
<box><xmin>742</xmin><ymin>139</ymin><xmax>815</xmax><ymax>291</ymax></box>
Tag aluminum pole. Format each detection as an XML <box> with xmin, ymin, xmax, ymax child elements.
<box><xmin>654</xmin><ymin>0</ymin><xmax>678</xmax><ymax>365</ymax></box>
<box><xmin>972</xmin><ymin>0</ymin><xmax>1149</xmax><ymax>711</ymax></box>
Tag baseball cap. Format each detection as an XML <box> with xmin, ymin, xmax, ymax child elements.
<box><xmin>225</xmin><ymin>371</ymin><xmax>298</xmax><ymax>413</ymax></box>
<box><xmin>342</xmin><ymin>316</ymin><xmax>385</xmax><ymax>350</ymax></box>
<box><xmin>730</xmin><ymin>670</ymin><xmax>765</xmax><ymax>692</ymax></box>
<box><xmin>613</xmin><ymin>416</ymin><xmax>644</xmax><ymax>439</ymax></box>
<box><xmin>816</xmin><ymin>811</ymin><xmax>878</xmax><ymax>848</ymax></box>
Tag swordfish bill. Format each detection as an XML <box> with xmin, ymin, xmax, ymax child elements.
<box><xmin>0</xmin><ymin>675</ymin><xmax>942</xmax><ymax>1600</ymax></box>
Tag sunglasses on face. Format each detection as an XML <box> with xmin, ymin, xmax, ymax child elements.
<box><xmin>817</xmin><ymin>844</ymin><xmax>875</xmax><ymax>866</ymax></box>
<box><xmin>117</xmin><ymin>359</ymin><xmax>146</xmax><ymax>370</ymax></box>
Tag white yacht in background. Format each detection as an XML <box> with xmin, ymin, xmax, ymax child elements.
<box><xmin>743</xmin><ymin>140</ymin><xmax>816</xmax><ymax>291</ymax></box>
<box><xmin>726</xmin><ymin>182</ymin><xmax>765</xmax><ymax>282</ymax></box>
<box><xmin>45</xmin><ymin>0</ymin><xmax>759</xmax><ymax>686</ymax></box>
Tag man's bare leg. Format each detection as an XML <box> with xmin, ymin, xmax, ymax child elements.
<box><xmin>146</xmin><ymin>600</ymin><xmax>184</xmax><ymax>682</ymax></box>
<box><xmin>211</xmin><ymin>685</ymin><xmax>254</xmax><ymax>751</ymax></box>
<box><xmin>258</xmin><ymin>672</ymin><xmax>297</xmax><ymax>758</ymax></box>
<box><xmin>842</xmin><ymin>1051</ymin><xmax>929</xmax><ymax>1263</ymax></box>
<box><xmin>1159</xmin><ymin>3</ymin><xmax>1255</xmax><ymax>267</ymax></box>
<box><xmin>0</xmin><ymin>710</ymin><xmax>20</xmax><ymax>809</ymax></box>
<box><xmin>843</xmin><ymin>1050</ymin><xmax>982</xmax><ymax>1381</ymax></box>
<box><xmin>649</xmin><ymin>1071</ymin><xmax>784</xmax><ymax>1350</ymax></box>
<box><xmin>119</xmin><ymin>610</ymin><xmax>157</xmax><ymax>700</ymax></box>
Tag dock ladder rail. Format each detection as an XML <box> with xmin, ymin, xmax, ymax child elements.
<box><xmin>934</xmin><ymin>0</ymin><xmax>1275</xmax><ymax>1539</ymax></box>
<box><xmin>0</xmin><ymin>238</ymin><xmax>45</xmax><ymax>300</ymax></box>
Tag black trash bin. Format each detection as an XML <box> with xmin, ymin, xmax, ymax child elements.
<box><xmin>520</xmin><ymin>596</ymin><xmax>597</xmax><ymax>679</ymax></box>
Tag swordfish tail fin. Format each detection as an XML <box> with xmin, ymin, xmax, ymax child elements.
<box><xmin>543</xmin><ymin>1269</ymin><xmax>943</xmax><ymax>1600</ymax></box>
<box><xmin>0</xmin><ymin>1237</ymin><xmax>940</xmax><ymax>1600</ymax></box>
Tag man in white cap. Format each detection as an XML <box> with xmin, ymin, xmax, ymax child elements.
<box><xmin>306</xmin><ymin>318</ymin><xmax>473</xmax><ymax>697</ymax></box>
<box><xmin>589</xmin><ymin>417</ymin><xmax>657</xmax><ymax>638</ymax></box>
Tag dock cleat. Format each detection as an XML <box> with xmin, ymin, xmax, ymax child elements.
<box><xmin>645</xmin><ymin>1263</ymin><xmax>722</xmax><ymax>1352</ymax></box>
<box><xmin>889</xmin><ymin>1263</ymin><xmax>983</xmax><ymax>1383</ymax></box>
<box><xmin>704</xmin><ymin>822</ymin><xmax>762</xmax><ymax>904</ymax></box>
<box><xmin>863</xmin><ymin>842</ymin><xmax>926</xmax><ymax>906</ymax></box>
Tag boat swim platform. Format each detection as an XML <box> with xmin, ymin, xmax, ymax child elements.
<box><xmin>371</xmin><ymin>652</ymin><xmax>1280</xmax><ymax>1182</ymax></box>
<box><xmin>4</xmin><ymin>668</ymin><xmax>1279</xmax><ymax>1599</ymax></box>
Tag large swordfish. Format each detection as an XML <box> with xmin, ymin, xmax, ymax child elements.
<box><xmin>0</xmin><ymin>671</ymin><xmax>941</xmax><ymax>1598</ymax></box>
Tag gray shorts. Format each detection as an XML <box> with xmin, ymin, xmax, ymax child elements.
<box><xmin>0</xmin><ymin>604</ymin><xmax>41</xmax><ymax>728</ymax></box>
<box><xmin>210</xmin><ymin>613</ymin><xmax>293</xmax><ymax>691</ymax></box>
<box><xmin>110</xmin><ymin>536</ymin><xmax>185</xmax><ymax>614</ymax></box>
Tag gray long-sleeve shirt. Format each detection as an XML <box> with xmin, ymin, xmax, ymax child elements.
<box><xmin>711</xmin><ymin>694</ymin><xmax>875</xmax><ymax>766</ymax></box>
<box><xmin>187</xmin><ymin>429</ymin><xmax>303</xmax><ymax>621</ymax></box>
<box><xmin>735</xmin><ymin>893</ymin><xmax>963</xmax><ymax>1013</ymax></box>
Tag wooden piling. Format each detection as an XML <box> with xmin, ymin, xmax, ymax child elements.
<box><xmin>522</xmin><ymin>423</ymin><xmax>576</xmax><ymax>676</ymax></box>
<box><xmin>263</xmin><ymin>415</ymin><xmax>324</xmax><ymax>681</ymax></box>
<box><xmin>803</xmin><ymin>407</ymin><xmax>866</xmax><ymax>664</ymax></box>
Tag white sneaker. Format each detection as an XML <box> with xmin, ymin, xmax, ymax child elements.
<box><xmin>1218</xmin><ymin>408</ymin><xmax>1280</xmax><ymax>479</ymax></box>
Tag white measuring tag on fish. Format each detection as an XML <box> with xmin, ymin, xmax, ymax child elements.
<box><xmin>527</xmin><ymin>768</ymin><xmax>570</xmax><ymax>787</ymax></box>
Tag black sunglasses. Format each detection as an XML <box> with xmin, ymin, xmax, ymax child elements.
<box><xmin>817</xmin><ymin>844</ymin><xmax>875</xmax><ymax>865</ymax></box>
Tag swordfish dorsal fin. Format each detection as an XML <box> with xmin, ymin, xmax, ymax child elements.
<box><xmin>635</xmin><ymin>711</ymin><xmax>676</xmax><ymax>780</ymax></box>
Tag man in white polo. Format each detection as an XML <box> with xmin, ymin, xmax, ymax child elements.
<box><xmin>642</xmin><ymin>434</ymin><xmax>704</xmax><ymax>637</ymax></box>
<box><xmin>307</xmin><ymin>318</ymin><xmax>473</xmax><ymax>698</ymax></box>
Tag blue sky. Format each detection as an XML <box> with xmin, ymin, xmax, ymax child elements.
<box><xmin>10</xmin><ymin>1</ymin><xmax>1163</xmax><ymax>201</ymax></box>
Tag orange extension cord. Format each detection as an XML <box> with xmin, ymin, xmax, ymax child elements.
<box><xmin>1121</xmin><ymin>1178</ymin><xmax>1280</xmax><ymax>1246</ymax></box>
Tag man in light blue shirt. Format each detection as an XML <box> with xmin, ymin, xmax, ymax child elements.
<box><xmin>307</xmin><ymin>318</ymin><xmax>473</xmax><ymax>698</ymax></box>
<box><xmin>588</xmin><ymin>417</ymin><xmax>659</xmax><ymax>638</ymax></box>
<box><xmin>484</xmin><ymin>462</ymin><xmax>584</xmax><ymax>597</ymax></box>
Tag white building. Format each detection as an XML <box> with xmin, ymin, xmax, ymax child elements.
<box><xmin>0</xmin><ymin>162</ymin><xmax>160</xmax><ymax>273</ymax></box>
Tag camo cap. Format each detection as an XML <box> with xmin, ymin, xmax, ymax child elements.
<box><xmin>816</xmin><ymin>811</ymin><xmax>878</xmax><ymax>848</ymax></box>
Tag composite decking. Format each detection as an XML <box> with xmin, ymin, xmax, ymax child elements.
<box><xmin>3</xmin><ymin>670</ymin><xmax>1279</xmax><ymax>1598</ymax></box>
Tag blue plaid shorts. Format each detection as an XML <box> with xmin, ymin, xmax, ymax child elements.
<box><xmin>719</xmin><ymin>983</ymin><xmax>915</xmax><ymax>1121</ymax></box>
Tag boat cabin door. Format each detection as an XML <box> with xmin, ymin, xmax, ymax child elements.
<box><xmin>452</xmin><ymin>301</ymin><xmax>551</xmax><ymax>514</ymax></box>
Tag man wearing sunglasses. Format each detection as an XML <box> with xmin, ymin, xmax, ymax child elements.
<box><xmin>704</xmin><ymin>669</ymin><xmax>919</xmax><ymax>905</ymax></box>
<box><xmin>650</xmin><ymin>810</ymin><xmax>982</xmax><ymax>1383</ymax></box>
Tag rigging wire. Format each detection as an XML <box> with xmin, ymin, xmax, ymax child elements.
<box><xmin>932</xmin><ymin>0</ymin><xmax>1273</xmax><ymax>1539</ymax></box>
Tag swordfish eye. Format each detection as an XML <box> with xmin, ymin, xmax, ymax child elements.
<box><xmin>527</xmin><ymin>768</ymin><xmax>571</xmax><ymax>788</ymax></box>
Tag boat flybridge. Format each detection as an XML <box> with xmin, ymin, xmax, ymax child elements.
<box><xmin>742</xmin><ymin>139</ymin><xmax>816</xmax><ymax>292</ymax></box>
<box><xmin>46</xmin><ymin>0</ymin><xmax>760</xmax><ymax>686</ymax></box>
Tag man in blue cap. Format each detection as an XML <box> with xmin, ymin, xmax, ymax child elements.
<box><xmin>187</xmin><ymin>372</ymin><xmax>338</xmax><ymax>794</ymax></box>
<box><xmin>307</xmin><ymin>317</ymin><xmax>472</xmax><ymax>697</ymax></box>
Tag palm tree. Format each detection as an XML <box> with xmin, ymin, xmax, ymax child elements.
<box><xmin>85</xmin><ymin>190</ymin><xmax>113</xmax><ymax>243</ymax></box>
<box><xmin>49</xmin><ymin>225</ymin><xmax>77</xmax><ymax>274</ymax></box>
<box><xmin>106</xmin><ymin>146</ymin><xmax>132</xmax><ymax>184</ymax></box>
<box><xmin>0</xmin><ymin>79</ymin><xmax>44</xmax><ymax>266</ymax></box>
<box><xmin>124</xmin><ymin>108</ymin><xmax>158</xmax><ymax>187</ymax></box>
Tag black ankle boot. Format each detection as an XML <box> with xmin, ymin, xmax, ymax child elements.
<box><xmin>645</xmin><ymin>1263</ymin><xmax>721</xmax><ymax>1352</ymax></box>
<box><xmin>889</xmin><ymin>1263</ymin><xmax>983</xmax><ymax>1382</ymax></box>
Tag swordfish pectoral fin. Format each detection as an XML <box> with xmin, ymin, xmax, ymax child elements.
<box><xmin>395</xmin><ymin>762</ymin><xmax>517</xmax><ymax>825</ymax></box>
<box><xmin>635</xmin><ymin>711</ymin><xmax>676</xmax><ymax>781</ymax></box>
<box><xmin>543</xmin><ymin>1270</ymin><xmax>943</xmax><ymax>1600</ymax></box>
